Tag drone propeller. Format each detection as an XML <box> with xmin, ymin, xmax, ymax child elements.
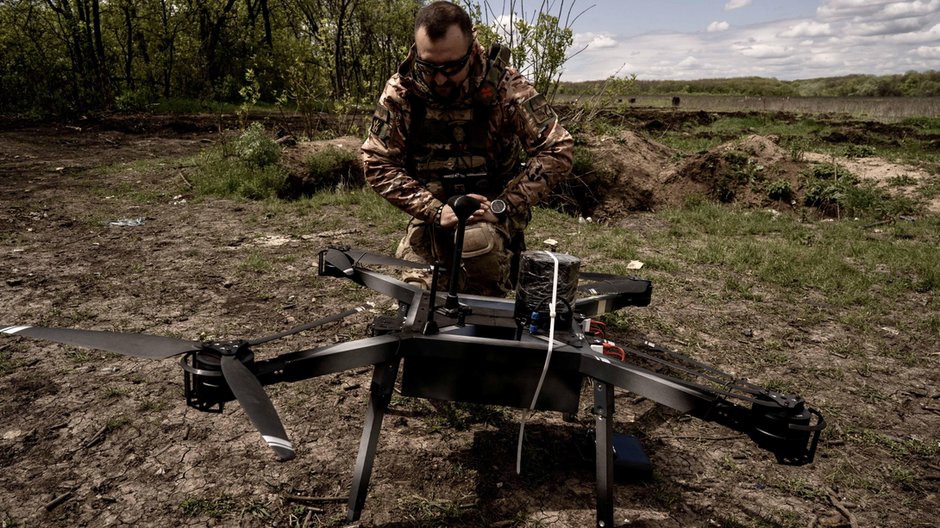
<box><xmin>217</xmin><ymin>344</ymin><xmax>295</xmax><ymax>460</ymax></box>
<box><xmin>0</xmin><ymin>325</ymin><xmax>202</xmax><ymax>358</ymax></box>
<box><xmin>248</xmin><ymin>303</ymin><xmax>373</xmax><ymax>346</ymax></box>
<box><xmin>1</xmin><ymin>324</ymin><xmax>293</xmax><ymax>460</ymax></box>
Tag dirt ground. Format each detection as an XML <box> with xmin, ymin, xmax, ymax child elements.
<box><xmin>0</xmin><ymin>113</ymin><xmax>938</xmax><ymax>528</ymax></box>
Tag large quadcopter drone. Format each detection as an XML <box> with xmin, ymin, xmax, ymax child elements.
<box><xmin>2</xmin><ymin>196</ymin><xmax>825</xmax><ymax>527</ymax></box>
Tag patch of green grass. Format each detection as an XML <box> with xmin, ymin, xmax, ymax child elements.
<box><xmin>189</xmin><ymin>126</ymin><xmax>286</xmax><ymax>200</ymax></box>
<box><xmin>65</xmin><ymin>348</ymin><xmax>92</xmax><ymax>363</ymax></box>
<box><xmin>304</xmin><ymin>187</ymin><xmax>407</xmax><ymax>236</ymax></box>
<box><xmin>190</xmin><ymin>147</ymin><xmax>286</xmax><ymax>200</ymax></box>
<box><xmin>845</xmin><ymin>428</ymin><xmax>939</xmax><ymax>460</ymax></box>
<box><xmin>654</xmin><ymin>202</ymin><xmax>940</xmax><ymax>304</ymax></box>
<box><xmin>107</xmin><ymin>415</ymin><xmax>130</xmax><ymax>430</ymax></box>
<box><xmin>304</xmin><ymin>145</ymin><xmax>360</xmax><ymax>188</ymax></box>
<box><xmin>103</xmin><ymin>386</ymin><xmax>127</xmax><ymax>399</ymax></box>
<box><xmin>179</xmin><ymin>494</ymin><xmax>239</xmax><ymax>519</ymax></box>
<box><xmin>240</xmin><ymin>251</ymin><xmax>273</xmax><ymax>273</ymax></box>
<box><xmin>658</xmin><ymin>114</ymin><xmax>835</xmax><ymax>156</ymax></box>
<box><xmin>0</xmin><ymin>349</ymin><xmax>12</xmax><ymax>374</ymax></box>
<box><xmin>881</xmin><ymin>117</ymin><xmax>940</xmax><ymax>167</ymax></box>
<box><xmin>889</xmin><ymin>465</ymin><xmax>919</xmax><ymax>491</ymax></box>
<box><xmin>395</xmin><ymin>495</ymin><xmax>478</xmax><ymax>527</ymax></box>
<box><xmin>529</xmin><ymin>202</ymin><xmax>939</xmax><ymax>338</ymax></box>
<box><xmin>775</xmin><ymin>476</ymin><xmax>823</xmax><ymax>500</ymax></box>
<box><xmin>843</xmin><ymin>144</ymin><xmax>876</xmax><ymax>158</ymax></box>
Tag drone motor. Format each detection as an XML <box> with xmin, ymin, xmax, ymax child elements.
<box><xmin>748</xmin><ymin>394</ymin><xmax>826</xmax><ymax>465</ymax></box>
<box><xmin>181</xmin><ymin>345</ymin><xmax>254</xmax><ymax>412</ymax></box>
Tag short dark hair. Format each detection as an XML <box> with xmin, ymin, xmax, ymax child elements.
<box><xmin>415</xmin><ymin>1</ymin><xmax>473</xmax><ymax>41</ymax></box>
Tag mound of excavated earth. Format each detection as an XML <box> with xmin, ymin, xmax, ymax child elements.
<box><xmin>279</xmin><ymin>131</ymin><xmax>936</xmax><ymax>219</ymax></box>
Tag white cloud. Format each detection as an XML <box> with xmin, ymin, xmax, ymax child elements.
<box><xmin>850</xmin><ymin>17</ymin><xmax>933</xmax><ymax>36</ymax></box>
<box><xmin>573</xmin><ymin>32</ymin><xmax>618</xmax><ymax>50</ymax></box>
<box><xmin>912</xmin><ymin>45</ymin><xmax>940</xmax><ymax>58</ymax></box>
<box><xmin>562</xmin><ymin>1</ymin><xmax>940</xmax><ymax>81</ymax></box>
<box><xmin>817</xmin><ymin>0</ymin><xmax>894</xmax><ymax>20</ymax></box>
<box><xmin>806</xmin><ymin>52</ymin><xmax>841</xmax><ymax>67</ymax></box>
<box><xmin>725</xmin><ymin>0</ymin><xmax>752</xmax><ymax>11</ymax></box>
<box><xmin>708</xmin><ymin>21</ymin><xmax>730</xmax><ymax>33</ymax></box>
<box><xmin>881</xmin><ymin>0</ymin><xmax>940</xmax><ymax>19</ymax></box>
<box><xmin>735</xmin><ymin>43</ymin><xmax>794</xmax><ymax>59</ymax></box>
<box><xmin>780</xmin><ymin>21</ymin><xmax>831</xmax><ymax>38</ymax></box>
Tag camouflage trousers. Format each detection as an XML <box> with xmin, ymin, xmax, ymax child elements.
<box><xmin>395</xmin><ymin>219</ymin><xmax>522</xmax><ymax>297</ymax></box>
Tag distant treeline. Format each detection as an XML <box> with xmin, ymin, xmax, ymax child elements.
<box><xmin>0</xmin><ymin>0</ymin><xmax>423</xmax><ymax>116</ymax></box>
<box><xmin>2</xmin><ymin>0</ymin><xmax>937</xmax><ymax>117</ymax></box>
<box><xmin>0</xmin><ymin>0</ymin><xmax>571</xmax><ymax>117</ymax></box>
<box><xmin>559</xmin><ymin>71</ymin><xmax>940</xmax><ymax>98</ymax></box>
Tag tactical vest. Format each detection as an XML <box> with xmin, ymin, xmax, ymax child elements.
<box><xmin>406</xmin><ymin>45</ymin><xmax>517</xmax><ymax>200</ymax></box>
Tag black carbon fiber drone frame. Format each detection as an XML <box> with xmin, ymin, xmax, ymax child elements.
<box><xmin>2</xmin><ymin>197</ymin><xmax>825</xmax><ymax>527</ymax></box>
<box><xmin>283</xmin><ymin>243</ymin><xmax>823</xmax><ymax>526</ymax></box>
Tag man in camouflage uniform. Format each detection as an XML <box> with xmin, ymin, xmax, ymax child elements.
<box><xmin>361</xmin><ymin>1</ymin><xmax>573</xmax><ymax>296</ymax></box>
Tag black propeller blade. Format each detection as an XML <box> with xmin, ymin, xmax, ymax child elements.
<box><xmin>248</xmin><ymin>303</ymin><xmax>373</xmax><ymax>346</ymax></box>
<box><xmin>0</xmin><ymin>325</ymin><xmax>202</xmax><ymax>358</ymax></box>
<box><xmin>218</xmin><ymin>350</ymin><xmax>295</xmax><ymax>461</ymax></box>
<box><xmin>2</xmin><ymin>324</ymin><xmax>293</xmax><ymax>460</ymax></box>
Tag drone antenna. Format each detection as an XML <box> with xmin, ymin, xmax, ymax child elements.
<box><xmin>443</xmin><ymin>195</ymin><xmax>480</xmax><ymax>312</ymax></box>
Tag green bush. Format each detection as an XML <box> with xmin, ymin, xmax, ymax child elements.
<box><xmin>571</xmin><ymin>145</ymin><xmax>596</xmax><ymax>176</ymax></box>
<box><xmin>764</xmin><ymin>179</ymin><xmax>793</xmax><ymax>201</ymax></box>
<box><xmin>231</xmin><ymin>123</ymin><xmax>280</xmax><ymax>167</ymax></box>
<box><xmin>843</xmin><ymin>144</ymin><xmax>876</xmax><ymax>158</ymax></box>
<box><xmin>802</xmin><ymin>162</ymin><xmax>919</xmax><ymax>218</ymax></box>
<box><xmin>305</xmin><ymin>146</ymin><xmax>357</xmax><ymax>179</ymax></box>
<box><xmin>807</xmin><ymin>162</ymin><xmax>856</xmax><ymax>182</ymax></box>
<box><xmin>191</xmin><ymin>138</ymin><xmax>286</xmax><ymax>200</ymax></box>
<box><xmin>114</xmin><ymin>89</ymin><xmax>152</xmax><ymax>112</ymax></box>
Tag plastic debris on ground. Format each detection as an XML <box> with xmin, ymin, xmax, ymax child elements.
<box><xmin>108</xmin><ymin>218</ymin><xmax>146</xmax><ymax>227</ymax></box>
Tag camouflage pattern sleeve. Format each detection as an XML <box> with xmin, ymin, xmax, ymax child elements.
<box><xmin>361</xmin><ymin>76</ymin><xmax>445</xmax><ymax>223</ymax></box>
<box><xmin>499</xmin><ymin>70</ymin><xmax>574</xmax><ymax>218</ymax></box>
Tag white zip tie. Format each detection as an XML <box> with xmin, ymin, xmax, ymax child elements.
<box><xmin>516</xmin><ymin>250</ymin><xmax>560</xmax><ymax>474</ymax></box>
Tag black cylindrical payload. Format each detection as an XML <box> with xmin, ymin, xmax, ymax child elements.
<box><xmin>514</xmin><ymin>251</ymin><xmax>581</xmax><ymax>332</ymax></box>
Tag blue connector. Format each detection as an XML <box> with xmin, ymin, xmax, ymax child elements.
<box><xmin>528</xmin><ymin>311</ymin><xmax>540</xmax><ymax>334</ymax></box>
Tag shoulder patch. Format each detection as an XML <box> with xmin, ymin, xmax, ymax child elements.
<box><xmin>521</xmin><ymin>94</ymin><xmax>556</xmax><ymax>133</ymax></box>
<box><xmin>370</xmin><ymin>105</ymin><xmax>391</xmax><ymax>142</ymax></box>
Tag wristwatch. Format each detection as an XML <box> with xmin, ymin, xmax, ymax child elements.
<box><xmin>490</xmin><ymin>199</ymin><xmax>508</xmax><ymax>219</ymax></box>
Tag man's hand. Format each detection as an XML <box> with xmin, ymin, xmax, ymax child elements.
<box><xmin>438</xmin><ymin>193</ymin><xmax>497</xmax><ymax>228</ymax></box>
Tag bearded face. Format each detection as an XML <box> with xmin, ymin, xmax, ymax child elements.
<box><xmin>414</xmin><ymin>24</ymin><xmax>473</xmax><ymax>103</ymax></box>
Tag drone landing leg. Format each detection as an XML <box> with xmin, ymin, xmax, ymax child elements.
<box><xmin>593</xmin><ymin>379</ymin><xmax>615</xmax><ymax>528</ymax></box>
<box><xmin>346</xmin><ymin>359</ymin><xmax>401</xmax><ymax>521</ymax></box>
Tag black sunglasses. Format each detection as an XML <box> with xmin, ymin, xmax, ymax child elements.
<box><xmin>414</xmin><ymin>44</ymin><xmax>473</xmax><ymax>78</ymax></box>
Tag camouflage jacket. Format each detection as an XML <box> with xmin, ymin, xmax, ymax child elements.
<box><xmin>361</xmin><ymin>40</ymin><xmax>573</xmax><ymax>226</ymax></box>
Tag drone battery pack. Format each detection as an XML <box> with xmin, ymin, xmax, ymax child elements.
<box><xmin>515</xmin><ymin>251</ymin><xmax>581</xmax><ymax>329</ymax></box>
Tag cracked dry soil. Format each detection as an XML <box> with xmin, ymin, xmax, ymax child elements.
<box><xmin>0</xmin><ymin>114</ymin><xmax>938</xmax><ymax>528</ymax></box>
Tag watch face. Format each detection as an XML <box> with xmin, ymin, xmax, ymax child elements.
<box><xmin>491</xmin><ymin>199</ymin><xmax>507</xmax><ymax>215</ymax></box>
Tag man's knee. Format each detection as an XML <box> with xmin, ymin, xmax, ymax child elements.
<box><xmin>461</xmin><ymin>223</ymin><xmax>514</xmax><ymax>295</ymax></box>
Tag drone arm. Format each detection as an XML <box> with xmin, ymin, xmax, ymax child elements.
<box><xmin>252</xmin><ymin>334</ymin><xmax>404</xmax><ymax>385</ymax></box>
<box><xmin>573</xmin><ymin>280</ymin><xmax>653</xmax><ymax>317</ymax></box>
<box><xmin>578</xmin><ymin>353</ymin><xmax>823</xmax><ymax>465</ymax></box>
<box><xmin>579</xmin><ymin>353</ymin><xmax>715</xmax><ymax>413</ymax></box>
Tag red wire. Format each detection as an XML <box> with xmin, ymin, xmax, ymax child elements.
<box><xmin>602</xmin><ymin>343</ymin><xmax>625</xmax><ymax>362</ymax></box>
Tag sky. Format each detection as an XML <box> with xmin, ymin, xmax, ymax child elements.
<box><xmin>498</xmin><ymin>0</ymin><xmax>940</xmax><ymax>81</ymax></box>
